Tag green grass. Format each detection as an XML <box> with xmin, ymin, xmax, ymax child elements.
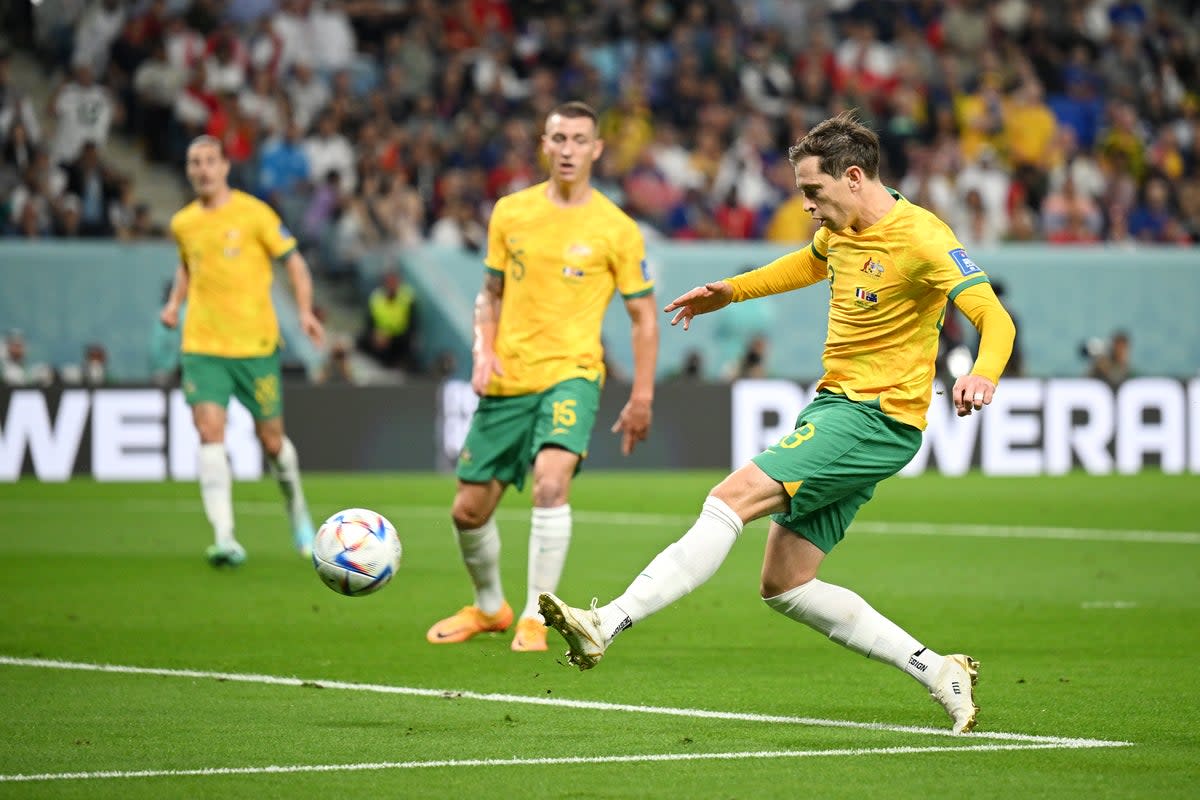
<box><xmin>1</xmin><ymin>471</ymin><xmax>1198</xmax><ymax>798</ymax></box>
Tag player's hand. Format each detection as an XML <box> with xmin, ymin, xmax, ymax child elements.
<box><xmin>663</xmin><ymin>281</ymin><xmax>734</xmax><ymax>330</ymax></box>
<box><xmin>611</xmin><ymin>395</ymin><xmax>652</xmax><ymax>456</ymax></box>
<box><xmin>299</xmin><ymin>309</ymin><xmax>325</xmax><ymax>348</ymax></box>
<box><xmin>471</xmin><ymin>350</ymin><xmax>503</xmax><ymax>395</ymax></box>
<box><xmin>951</xmin><ymin>374</ymin><xmax>996</xmax><ymax>417</ymax></box>
<box><xmin>159</xmin><ymin>304</ymin><xmax>179</xmax><ymax>329</ymax></box>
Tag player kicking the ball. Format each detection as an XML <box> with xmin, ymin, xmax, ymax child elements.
<box><xmin>540</xmin><ymin>112</ymin><xmax>1015</xmax><ymax>733</ymax></box>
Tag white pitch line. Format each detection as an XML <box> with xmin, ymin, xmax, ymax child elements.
<box><xmin>1</xmin><ymin>499</ymin><xmax>1196</xmax><ymax>544</ymax></box>
<box><xmin>0</xmin><ymin>656</ymin><xmax>1131</xmax><ymax>750</ymax></box>
<box><xmin>0</xmin><ymin>742</ymin><xmax>1101</xmax><ymax>784</ymax></box>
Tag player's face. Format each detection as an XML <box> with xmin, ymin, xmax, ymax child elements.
<box><xmin>185</xmin><ymin>142</ymin><xmax>230</xmax><ymax>199</ymax></box>
<box><xmin>794</xmin><ymin>156</ymin><xmax>855</xmax><ymax>231</ymax></box>
<box><xmin>542</xmin><ymin>114</ymin><xmax>602</xmax><ymax>185</ymax></box>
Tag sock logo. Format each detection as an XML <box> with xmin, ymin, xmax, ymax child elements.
<box><xmin>611</xmin><ymin>616</ymin><xmax>633</xmax><ymax>639</ymax></box>
<box><xmin>908</xmin><ymin>655</ymin><xmax>928</xmax><ymax>672</ymax></box>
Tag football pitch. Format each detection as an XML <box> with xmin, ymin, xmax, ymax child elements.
<box><xmin>1</xmin><ymin>471</ymin><xmax>1197</xmax><ymax>799</ymax></box>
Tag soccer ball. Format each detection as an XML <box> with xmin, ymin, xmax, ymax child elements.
<box><xmin>312</xmin><ymin>508</ymin><xmax>402</xmax><ymax>597</ymax></box>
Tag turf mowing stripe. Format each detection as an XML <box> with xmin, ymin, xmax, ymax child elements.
<box><xmin>0</xmin><ymin>656</ymin><xmax>1131</xmax><ymax>749</ymax></box>
<box><xmin>3</xmin><ymin>500</ymin><xmax>1197</xmax><ymax>544</ymax></box>
<box><xmin>0</xmin><ymin>742</ymin><xmax>1124</xmax><ymax>784</ymax></box>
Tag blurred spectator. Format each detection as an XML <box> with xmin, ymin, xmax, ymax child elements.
<box><xmin>1</xmin><ymin>330</ymin><xmax>54</xmax><ymax>387</ymax></box>
<box><xmin>1004</xmin><ymin>80</ymin><xmax>1058</xmax><ymax>173</ymax></box>
<box><xmin>956</xmin><ymin>146</ymin><xmax>1011</xmax><ymax>241</ymax></box>
<box><xmin>203</xmin><ymin>24</ymin><xmax>247</xmax><ymax>95</ymax></box>
<box><xmin>1048</xmin><ymin>206</ymin><xmax>1103</xmax><ymax>245</ymax></box>
<box><xmin>1128</xmin><ymin>176</ymin><xmax>1182</xmax><ymax>243</ymax></box>
<box><xmin>64</xmin><ymin>141</ymin><xmax>118</xmax><ymax>236</ymax></box>
<box><xmin>734</xmin><ymin>335</ymin><xmax>769</xmax><ymax>379</ymax></box>
<box><xmin>1087</xmin><ymin>330</ymin><xmax>1133</xmax><ymax>390</ymax></box>
<box><xmin>314</xmin><ymin>333</ymin><xmax>359</xmax><ymax>384</ymax></box>
<box><xmin>285</xmin><ymin>60</ymin><xmax>329</xmax><ymax>132</ymax></box>
<box><xmin>257</xmin><ymin>119</ymin><xmax>310</xmax><ymax>200</ymax></box>
<box><xmin>331</xmin><ymin>194</ymin><xmax>384</xmax><ymax>275</ymax></box>
<box><xmin>238</xmin><ymin>68</ymin><xmax>286</xmax><ymax>136</ymax></box>
<box><xmin>0</xmin><ymin>51</ymin><xmax>42</xmax><ymax>145</ymax></box>
<box><xmin>47</xmin><ymin>65</ymin><xmax>116</xmax><ymax>165</ymax></box>
<box><xmin>129</xmin><ymin>203</ymin><xmax>163</xmax><ymax>239</ymax></box>
<box><xmin>59</xmin><ymin>342</ymin><xmax>110</xmax><ymax>386</ymax></box>
<box><xmin>173</xmin><ymin>63</ymin><xmax>219</xmax><ymax>153</ymax></box>
<box><xmin>357</xmin><ymin>269</ymin><xmax>417</xmax><ymax>372</ymax></box>
<box><xmin>669</xmin><ymin>350</ymin><xmax>706</xmax><ymax>382</ymax></box>
<box><xmin>108</xmin><ymin>176</ymin><xmax>137</xmax><ymax>239</ymax></box>
<box><xmin>954</xmin><ymin>188</ymin><xmax>1004</xmax><ymax>249</ymax></box>
<box><xmin>1</xmin><ymin>122</ymin><xmax>39</xmax><ymax>193</ymax></box>
<box><xmin>1041</xmin><ymin>174</ymin><xmax>1102</xmax><ymax>242</ymax></box>
<box><xmin>72</xmin><ymin>0</ymin><xmax>126</xmax><ymax>76</ymax></box>
<box><xmin>304</xmin><ymin>111</ymin><xmax>355</xmax><ymax>194</ymax></box>
<box><xmin>428</xmin><ymin>198</ymin><xmax>485</xmax><ymax>251</ymax></box>
<box><xmin>132</xmin><ymin>38</ymin><xmax>187</xmax><ymax>162</ymax></box>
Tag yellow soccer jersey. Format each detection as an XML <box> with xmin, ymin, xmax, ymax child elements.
<box><xmin>483</xmin><ymin>181</ymin><xmax>653</xmax><ymax>396</ymax></box>
<box><xmin>170</xmin><ymin>190</ymin><xmax>297</xmax><ymax>357</ymax></box>
<box><xmin>729</xmin><ymin>195</ymin><xmax>990</xmax><ymax>430</ymax></box>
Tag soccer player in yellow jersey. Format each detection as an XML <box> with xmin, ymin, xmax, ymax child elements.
<box><xmin>160</xmin><ymin>136</ymin><xmax>325</xmax><ymax>567</ymax></box>
<box><xmin>540</xmin><ymin>113</ymin><xmax>1016</xmax><ymax>734</ymax></box>
<box><xmin>427</xmin><ymin>101</ymin><xmax>659</xmax><ymax>652</ymax></box>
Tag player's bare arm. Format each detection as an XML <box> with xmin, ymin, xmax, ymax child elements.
<box><xmin>160</xmin><ymin>262</ymin><xmax>189</xmax><ymax>329</ymax></box>
<box><xmin>611</xmin><ymin>293</ymin><xmax>659</xmax><ymax>455</ymax></box>
<box><xmin>470</xmin><ymin>271</ymin><xmax>505</xmax><ymax>395</ymax></box>
<box><xmin>950</xmin><ymin>282</ymin><xmax>1016</xmax><ymax>417</ymax></box>
<box><xmin>663</xmin><ymin>281</ymin><xmax>734</xmax><ymax>330</ymax></box>
<box><xmin>284</xmin><ymin>250</ymin><xmax>325</xmax><ymax>348</ymax></box>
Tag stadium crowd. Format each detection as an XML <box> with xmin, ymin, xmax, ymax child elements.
<box><xmin>2</xmin><ymin>0</ymin><xmax>1198</xmax><ymax>254</ymax></box>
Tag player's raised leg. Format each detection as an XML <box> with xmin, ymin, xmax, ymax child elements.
<box><xmin>428</xmin><ymin>480</ymin><xmax>513</xmax><ymax>643</ymax></box>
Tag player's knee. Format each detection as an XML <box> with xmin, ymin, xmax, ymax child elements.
<box><xmin>195</xmin><ymin>422</ymin><xmax>224</xmax><ymax>444</ymax></box>
<box><xmin>257</xmin><ymin>429</ymin><xmax>283</xmax><ymax>457</ymax></box>
<box><xmin>451</xmin><ymin>498</ymin><xmax>491</xmax><ymax>531</ymax></box>
<box><xmin>531</xmin><ymin>475</ymin><xmax>569</xmax><ymax>508</ymax></box>
<box><xmin>760</xmin><ymin>573</ymin><xmax>815</xmax><ymax>600</ymax></box>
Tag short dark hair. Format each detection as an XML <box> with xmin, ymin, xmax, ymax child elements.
<box><xmin>187</xmin><ymin>135</ymin><xmax>226</xmax><ymax>159</ymax></box>
<box><xmin>787</xmin><ymin>111</ymin><xmax>880</xmax><ymax>179</ymax></box>
<box><xmin>548</xmin><ymin>100</ymin><xmax>598</xmax><ymax>127</ymax></box>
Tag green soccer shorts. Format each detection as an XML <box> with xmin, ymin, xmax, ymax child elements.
<box><xmin>456</xmin><ymin>377</ymin><xmax>601</xmax><ymax>491</ymax></box>
<box><xmin>180</xmin><ymin>351</ymin><xmax>283</xmax><ymax>420</ymax></box>
<box><xmin>751</xmin><ymin>391</ymin><xmax>922</xmax><ymax>553</ymax></box>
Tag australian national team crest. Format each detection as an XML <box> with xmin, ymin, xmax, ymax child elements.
<box><xmin>854</xmin><ymin>287</ymin><xmax>879</xmax><ymax>309</ymax></box>
<box><xmin>860</xmin><ymin>257</ymin><xmax>885</xmax><ymax>278</ymax></box>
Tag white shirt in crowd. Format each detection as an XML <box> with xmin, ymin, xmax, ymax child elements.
<box><xmin>303</xmin><ymin>132</ymin><xmax>356</xmax><ymax>193</ymax></box>
<box><xmin>49</xmin><ymin>81</ymin><xmax>113</xmax><ymax>164</ymax></box>
<box><xmin>72</xmin><ymin>0</ymin><xmax>126</xmax><ymax>74</ymax></box>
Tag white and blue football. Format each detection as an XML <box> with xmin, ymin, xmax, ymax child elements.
<box><xmin>312</xmin><ymin>508</ymin><xmax>402</xmax><ymax>597</ymax></box>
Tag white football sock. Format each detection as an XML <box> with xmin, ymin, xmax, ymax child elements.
<box><xmin>456</xmin><ymin>517</ymin><xmax>505</xmax><ymax>614</ymax></box>
<box><xmin>764</xmin><ymin>579</ymin><xmax>945</xmax><ymax>688</ymax></box>
<box><xmin>198</xmin><ymin>442</ymin><xmax>235</xmax><ymax>548</ymax></box>
<box><xmin>601</xmin><ymin>496</ymin><xmax>743</xmax><ymax>640</ymax></box>
<box><xmin>268</xmin><ymin>437</ymin><xmax>310</xmax><ymax>529</ymax></box>
<box><xmin>521</xmin><ymin>504</ymin><xmax>571</xmax><ymax>621</ymax></box>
